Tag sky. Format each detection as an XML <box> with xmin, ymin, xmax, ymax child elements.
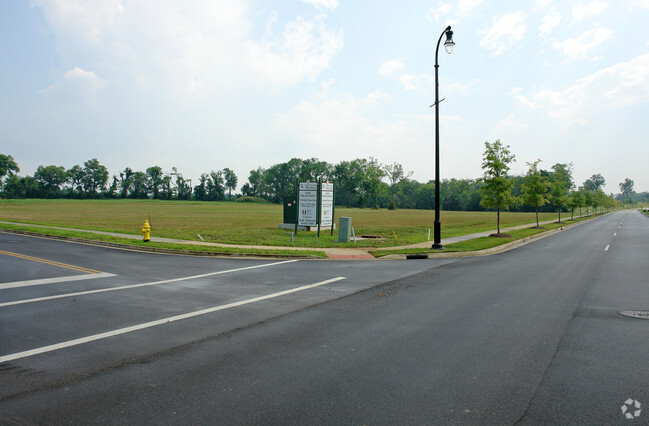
<box><xmin>1</xmin><ymin>0</ymin><xmax>648</xmax><ymax>194</ymax></box>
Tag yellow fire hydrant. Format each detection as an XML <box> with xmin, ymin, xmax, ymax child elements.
<box><xmin>140</xmin><ymin>220</ymin><xmax>151</xmax><ymax>242</ymax></box>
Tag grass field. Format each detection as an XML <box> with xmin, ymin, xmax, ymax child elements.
<box><xmin>0</xmin><ymin>199</ymin><xmax>568</xmax><ymax>248</ymax></box>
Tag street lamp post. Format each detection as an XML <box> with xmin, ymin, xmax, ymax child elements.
<box><xmin>432</xmin><ymin>26</ymin><xmax>454</xmax><ymax>249</ymax></box>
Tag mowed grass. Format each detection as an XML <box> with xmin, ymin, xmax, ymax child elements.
<box><xmin>0</xmin><ymin>199</ymin><xmax>562</xmax><ymax>248</ymax></box>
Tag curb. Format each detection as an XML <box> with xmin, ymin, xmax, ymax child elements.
<box><xmin>0</xmin><ymin>229</ymin><xmax>326</xmax><ymax>260</ymax></box>
<box><xmin>375</xmin><ymin>216</ymin><xmax>599</xmax><ymax>260</ymax></box>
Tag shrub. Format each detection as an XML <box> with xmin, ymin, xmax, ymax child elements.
<box><xmin>235</xmin><ymin>196</ymin><xmax>268</xmax><ymax>204</ymax></box>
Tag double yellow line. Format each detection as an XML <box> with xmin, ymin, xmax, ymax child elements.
<box><xmin>0</xmin><ymin>249</ymin><xmax>102</xmax><ymax>274</ymax></box>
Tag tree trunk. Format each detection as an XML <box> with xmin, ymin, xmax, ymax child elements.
<box><xmin>535</xmin><ymin>207</ymin><xmax>539</xmax><ymax>227</ymax></box>
<box><xmin>497</xmin><ymin>208</ymin><xmax>500</xmax><ymax>234</ymax></box>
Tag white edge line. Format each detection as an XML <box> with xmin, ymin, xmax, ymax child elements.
<box><xmin>0</xmin><ymin>273</ymin><xmax>117</xmax><ymax>290</ymax></box>
<box><xmin>0</xmin><ymin>260</ymin><xmax>298</xmax><ymax>308</ymax></box>
<box><xmin>0</xmin><ymin>276</ymin><xmax>346</xmax><ymax>363</ymax></box>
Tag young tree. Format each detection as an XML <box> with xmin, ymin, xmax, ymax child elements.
<box><xmin>479</xmin><ymin>140</ymin><xmax>516</xmax><ymax>234</ymax></box>
<box><xmin>549</xmin><ymin>163</ymin><xmax>574</xmax><ymax>223</ymax></box>
<box><xmin>521</xmin><ymin>159</ymin><xmax>550</xmax><ymax>227</ymax></box>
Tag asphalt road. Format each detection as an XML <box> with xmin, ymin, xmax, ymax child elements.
<box><xmin>1</xmin><ymin>210</ymin><xmax>648</xmax><ymax>424</ymax></box>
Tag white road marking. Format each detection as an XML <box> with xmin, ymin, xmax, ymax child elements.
<box><xmin>0</xmin><ymin>260</ymin><xmax>298</xmax><ymax>308</ymax></box>
<box><xmin>613</xmin><ymin>233</ymin><xmax>617</xmax><ymax>237</ymax></box>
<box><xmin>0</xmin><ymin>276</ymin><xmax>346</xmax><ymax>363</ymax></box>
<box><xmin>0</xmin><ymin>273</ymin><xmax>117</xmax><ymax>290</ymax></box>
<box><xmin>605</xmin><ymin>245</ymin><xmax>610</xmax><ymax>251</ymax></box>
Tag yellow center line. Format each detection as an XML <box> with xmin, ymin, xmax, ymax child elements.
<box><xmin>0</xmin><ymin>249</ymin><xmax>102</xmax><ymax>274</ymax></box>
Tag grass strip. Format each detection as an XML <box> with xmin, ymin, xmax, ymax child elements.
<box><xmin>370</xmin><ymin>216</ymin><xmax>594</xmax><ymax>257</ymax></box>
<box><xmin>0</xmin><ymin>223</ymin><xmax>327</xmax><ymax>258</ymax></box>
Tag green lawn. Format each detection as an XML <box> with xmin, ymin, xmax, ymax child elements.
<box><xmin>0</xmin><ymin>198</ymin><xmax>567</xmax><ymax>248</ymax></box>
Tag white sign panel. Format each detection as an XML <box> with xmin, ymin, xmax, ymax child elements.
<box><xmin>298</xmin><ymin>182</ymin><xmax>318</xmax><ymax>227</ymax></box>
<box><xmin>320</xmin><ymin>182</ymin><xmax>334</xmax><ymax>227</ymax></box>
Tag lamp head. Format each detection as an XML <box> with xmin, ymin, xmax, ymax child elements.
<box><xmin>444</xmin><ymin>27</ymin><xmax>455</xmax><ymax>54</ymax></box>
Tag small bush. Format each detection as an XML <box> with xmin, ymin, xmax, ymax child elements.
<box><xmin>235</xmin><ymin>196</ymin><xmax>268</xmax><ymax>204</ymax></box>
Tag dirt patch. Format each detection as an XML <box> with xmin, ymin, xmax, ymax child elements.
<box><xmin>489</xmin><ymin>233</ymin><xmax>513</xmax><ymax>238</ymax></box>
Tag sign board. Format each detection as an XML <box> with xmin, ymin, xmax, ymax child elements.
<box><xmin>297</xmin><ymin>182</ymin><xmax>318</xmax><ymax>227</ymax></box>
<box><xmin>320</xmin><ymin>182</ymin><xmax>334</xmax><ymax>227</ymax></box>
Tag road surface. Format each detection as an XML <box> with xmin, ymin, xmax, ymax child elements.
<box><xmin>1</xmin><ymin>210</ymin><xmax>648</xmax><ymax>424</ymax></box>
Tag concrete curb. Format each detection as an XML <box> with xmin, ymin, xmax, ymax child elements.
<box><xmin>0</xmin><ymin>229</ymin><xmax>325</xmax><ymax>260</ymax></box>
<box><xmin>377</xmin><ymin>216</ymin><xmax>599</xmax><ymax>260</ymax></box>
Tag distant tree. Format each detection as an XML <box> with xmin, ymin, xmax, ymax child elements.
<box><xmin>81</xmin><ymin>158</ymin><xmax>109</xmax><ymax>197</ymax></box>
<box><xmin>521</xmin><ymin>159</ymin><xmax>551</xmax><ymax>227</ymax></box>
<box><xmin>66</xmin><ymin>165</ymin><xmax>84</xmax><ymax>197</ymax></box>
<box><xmin>34</xmin><ymin>165</ymin><xmax>67</xmax><ymax>198</ymax></box>
<box><xmin>106</xmin><ymin>175</ymin><xmax>119</xmax><ymax>198</ymax></box>
<box><xmin>356</xmin><ymin>157</ymin><xmax>385</xmax><ymax>208</ymax></box>
<box><xmin>619</xmin><ymin>178</ymin><xmax>635</xmax><ymax>204</ymax></box>
<box><xmin>298</xmin><ymin>158</ymin><xmax>331</xmax><ymax>182</ymax></box>
<box><xmin>383</xmin><ymin>162</ymin><xmax>412</xmax><ymax>209</ymax></box>
<box><xmin>146</xmin><ymin>166</ymin><xmax>164</xmax><ymax>199</ymax></box>
<box><xmin>194</xmin><ymin>173</ymin><xmax>208</xmax><ymax>201</ymax></box>
<box><xmin>3</xmin><ymin>175</ymin><xmax>38</xmax><ymax>198</ymax></box>
<box><xmin>333</xmin><ymin>160</ymin><xmax>360</xmax><ymax>207</ymax></box>
<box><xmin>223</xmin><ymin>168</ymin><xmax>238</xmax><ymax>200</ymax></box>
<box><xmin>207</xmin><ymin>170</ymin><xmax>225</xmax><ymax>201</ymax></box>
<box><xmin>171</xmin><ymin>167</ymin><xmax>192</xmax><ymax>200</ymax></box>
<box><xmin>119</xmin><ymin>167</ymin><xmax>135</xmax><ymax>198</ymax></box>
<box><xmin>131</xmin><ymin>171</ymin><xmax>148</xmax><ymax>199</ymax></box>
<box><xmin>583</xmin><ymin>173</ymin><xmax>605</xmax><ymax>192</ymax></box>
<box><xmin>479</xmin><ymin>140</ymin><xmax>516</xmax><ymax>234</ymax></box>
<box><xmin>0</xmin><ymin>154</ymin><xmax>20</xmax><ymax>191</ymax></box>
<box><xmin>549</xmin><ymin>163</ymin><xmax>574</xmax><ymax>223</ymax></box>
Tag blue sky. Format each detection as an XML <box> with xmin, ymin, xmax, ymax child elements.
<box><xmin>2</xmin><ymin>0</ymin><xmax>648</xmax><ymax>193</ymax></box>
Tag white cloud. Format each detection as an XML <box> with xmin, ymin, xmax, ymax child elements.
<box><xmin>39</xmin><ymin>67</ymin><xmax>106</xmax><ymax>107</ymax></box>
<box><xmin>379</xmin><ymin>59</ymin><xmax>405</xmax><ymax>76</ymax></box>
<box><xmin>552</xmin><ymin>27</ymin><xmax>614</xmax><ymax>61</ymax></box>
<box><xmin>301</xmin><ymin>0</ymin><xmax>339</xmax><ymax>10</ymax></box>
<box><xmin>428</xmin><ymin>0</ymin><xmax>481</xmax><ymax>23</ymax></box>
<box><xmin>399</xmin><ymin>74</ymin><xmax>420</xmax><ymax>91</ymax></box>
<box><xmin>573</xmin><ymin>1</ymin><xmax>609</xmax><ymax>20</ymax></box>
<box><xmin>539</xmin><ymin>10</ymin><xmax>561</xmax><ymax>36</ymax></box>
<box><xmin>427</xmin><ymin>2</ymin><xmax>453</xmax><ymax>22</ymax></box>
<box><xmin>631</xmin><ymin>0</ymin><xmax>649</xmax><ymax>8</ymax></box>
<box><xmin>515</xmin><ymin>53</ymin><xmax>649</xmax><ymax>125</ymax></box>
<box><xmin>480</xmin><ymin>11</ymin><xmax>526</xmax><ymax>56</ymax></box>
<box><xmin>245</xmin><ymin>16</ymin><xmax>344</xmax><ymax>86</ymax></box>
<box><xmin>494</xmin><ymin>114</ymin><xmax>528</xmax><ymax>135</ymax></box>
<box><xmin>364</xmin><ymin>89</ymin><xmax>391</xmax><ymax>105</ymax></box>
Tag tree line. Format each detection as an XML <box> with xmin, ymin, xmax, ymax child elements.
<box><xmin>0</xmin><ymin>155</ymin><xmax>237</xmax><ymax>202</ymax></box>
<box><xmin>0</xmin><ymin>152</ymin><xmax>645</xmax><ymax>213</ymax></box>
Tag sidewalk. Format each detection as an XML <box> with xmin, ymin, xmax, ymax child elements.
<box><xmin>0</xmin><ymin>215</ymin><xmax>591</xmax><ymax>260</ymax></box>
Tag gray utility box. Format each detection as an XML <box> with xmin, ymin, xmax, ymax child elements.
<box><xmin>338</xmin><ymin>217</ymin><xmax>352</xmax><ymax>243</ymax></box>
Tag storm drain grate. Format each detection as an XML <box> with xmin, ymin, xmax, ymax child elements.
<box><xmin>619</xmin><ymin>311</ymin><xmax>649</xmax><ymax>320</ymax></box>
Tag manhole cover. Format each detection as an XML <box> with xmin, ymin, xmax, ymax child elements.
<box><xmin>619</xmin><ymin>311</ymin><xmax>649</xmax><ymax>320</ymax></box>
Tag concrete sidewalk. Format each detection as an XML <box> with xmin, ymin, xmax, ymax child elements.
<box><xmin>0</xmin><ymin>215</ymin><xmax>593</xmax><ymax>260</ymax></box>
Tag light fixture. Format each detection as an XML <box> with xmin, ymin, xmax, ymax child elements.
<box><xmin>444</xmin><ymin>29</ymin><xmax>455</xmax><ymax>54</ymax></box>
